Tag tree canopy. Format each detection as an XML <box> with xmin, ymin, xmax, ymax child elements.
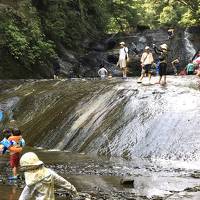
<box><xmin>0</xmin><ymin>0</ymin><xmax>199</xmax><ymax>74</ymax></box>
<box><xmin>105</xmin><ymin>0</ymin><xmax>200</xmax><ymax>31</ymax></box>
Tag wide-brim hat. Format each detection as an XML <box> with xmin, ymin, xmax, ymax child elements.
<box><xmin>20</xmin><ymin>152</ymin><xmax>44</xmax><ymax>168</ymax></box>
<box><xmin>120</xmin><ymin>42</ymin><xmax>125</xmax><ymax>45</ymax></box>
<box><xmin>160</xmin><ymin>44</ymin><xmax>168</xmax><ymax>50</ymax></box>
<box><xmin>145</xmin><ymin>46</ymin><xmax>150</xmax><ymax>50</ymax></box>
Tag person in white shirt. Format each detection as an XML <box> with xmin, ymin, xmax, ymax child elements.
<box><xmin>137</xmin><ymin>46</ymin><xmax>154</xmax><ymax>83</ymax></box>
<box><xmin>117</xmin><ymin>42</ymin><xmax>129</xmax><ymax>78</ymax></box>
<box><xmin>98</xmin><ymin>65</ymin><xmax>108</xmax><ymax>79</ymax></box>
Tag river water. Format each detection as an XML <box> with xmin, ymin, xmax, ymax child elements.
<box><xmin>1</xmin><ymin>77</ymin><xmax>200</xmax><ymax>199</ymax></box>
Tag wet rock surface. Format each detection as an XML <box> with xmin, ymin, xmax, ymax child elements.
<box><xmin>1</xmin><ymin>77</ymin><xmax>200</xmax><ymax>199</ymax></box>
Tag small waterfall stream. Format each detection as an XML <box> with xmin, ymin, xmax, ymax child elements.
<box><xmin>184</xmin><ymin>28</ymin><xmax>196</xmax><ymax>59</ymax></box>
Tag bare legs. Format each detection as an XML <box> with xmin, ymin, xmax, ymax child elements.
<box><xmin>138</xmin><ymin>73</ymin><xmax>151</xmax><ymax>83</ymax></box>
<box><xmin>12</xmin><ymin>167</ymin><xmax>18</xmax><ymax>177</ymax></box>
<box><xmin>158</xmin><ymin>75</ymin><xmax>166</xmax><ymax>84</ymax></box>
<box><xmin>122</xmin><ymin>67</ymin><xmax>127</xmax><ymax>78</ymax></box>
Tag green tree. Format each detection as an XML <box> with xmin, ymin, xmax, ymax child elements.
<box><xmin>159</xmin><ymin>6</ymin><xmax>178</xmax><ymax>26</ymax></box>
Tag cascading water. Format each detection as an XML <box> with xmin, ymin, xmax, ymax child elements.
<box><xmin>1</xmin><ymin>78</ymin><xmax>200</xmax><ymax>200</ymax></box>
<box><xmin>1</xmin><ymin>78</ymin><xmax>200</xmax><ymax>161</ymax></box>
<box><xmin>51</xmin><ymin>77</ymin><xmax>200</xmax><ymax>161</ymax></box>
<box><xmin>184</xmin><ymin>28</ymin><xmax>196</xmax><ymax>59</ymax></box>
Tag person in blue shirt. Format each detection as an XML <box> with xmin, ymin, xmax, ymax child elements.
<box><xmin>186</xmin><ymin>60</ymin><xmax>195</xmax><ymax>75</ymax></box>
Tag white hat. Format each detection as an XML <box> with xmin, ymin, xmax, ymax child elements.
<box><xmin>145</xmin><ymin>46</ymin><xmax>150</xmax><ymax>50</ymax></box>
<box><xmin>160</xmin><ymin>44</ymin><xmax>168</xmax><ymax>50</ymax></box>
<box><xmin>20</xmin><ymin>152</ymin><xmax>44</xmax><ymax>167</ymax></box>
<box><xmin>120</xmin><ymin>42</ymin><xmax>125</xmax><ymax>45</ymax></box>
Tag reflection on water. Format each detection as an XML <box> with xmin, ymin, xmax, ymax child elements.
<box><xmin>0</xmin><ymin>185</ymin><xmax>21</xmax><ymax>200</ymax></box>
<box><xmin>1</xmin><ymin>149</ymin><xmax>200</xmax><ymax>199</ymax></box>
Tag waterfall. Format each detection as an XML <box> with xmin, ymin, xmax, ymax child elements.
<box><xmin>184</xmin><ymin>28</ymin><xmax>196</xmax><ymax>59</ymax></box>
<box><xmin>50</xmin><ymin>78</ymin><xmax>200</xmax><ymax>161</ymax></box>
<box><xmin>1</xmin><ymin>78</ymin><xmax>200</xmax><ymax>161</ymax></box>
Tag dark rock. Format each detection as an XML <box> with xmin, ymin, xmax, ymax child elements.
<box><xmin>191</xmin><ymin>172</ymin><xmax>200</xmax><ymax>178</ymax></box>
<box><xmin>136</xmin><ymin>24</ymin><xmax>150</xmax><ymax>32</ymax></box>
<box><xmin>120</xmin><ymin>178</ymin><xmax>134</xmax><ymax>187</ymax></box>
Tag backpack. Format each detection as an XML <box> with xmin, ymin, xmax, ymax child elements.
<box><xmin>124</xmin><ymin>48</ymin><xmax>129</xmax><ymax>62</ymax></box>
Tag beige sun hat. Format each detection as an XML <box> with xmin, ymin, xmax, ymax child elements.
<box><xmin>145</xmin><ymin>46</ymin><xmax>150</xmax><ymax>50</ymax></box>
<box><xmin>120</xmin><ymin>41</ymin><xmax>125</xmax><ymax>45</ymax></box>
<box><xmin>160</xmin><ymin>43</ymin><xmax>168</xmax><ymax>50</ymax></box>
<box><xmin>20</xmin><ymin>152</ymin><xmax>44</xmax><ymax>167</ymax></box>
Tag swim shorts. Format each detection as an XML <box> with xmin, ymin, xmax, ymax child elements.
<box><xmin>10</xmin><ymin>153</ymin><xmax>20</xmax><ymax>168</ymax></box>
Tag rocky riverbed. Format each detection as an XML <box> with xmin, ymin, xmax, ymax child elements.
<box><xmin>1</xmin><ymin>148</ymin><xmax>200</xmax><ymax>200</ymax></box>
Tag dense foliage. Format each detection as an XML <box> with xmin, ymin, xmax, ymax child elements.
<box><xmin>0</xmin><ymin>0</ymin><xmax>199</xmax><ymax>75</ymax></box>
<box><xmin>105</xmin><ymin>0</ymin><xmax>200</xmax><ymax>31</ymax></box>
<box><xmin>0</xmin><ymin>1</ymin><xmax>55</xmax><ymax>67</ymax></box>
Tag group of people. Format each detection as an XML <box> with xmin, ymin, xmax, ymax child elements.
<box><xmin>171</xmin><ymin>51</ymin><xmax>200</xmax><ymax>76</ymax></box>
<box><xmin>0</xmin><ymin>128</ymin><xmax>79</xmax><ymax>199</ymax></box>
<box><xmin>98</xmin><ymin>41</ymin><xmax>130</xmax><ymax>79</ymax></box>
<box><xmin>137</xmin><ymin>43</ymin><xmax>169</xmax><ymax>84</ymax></box>
<box><xmin>98</xmin><ymin>40</ymin><xmax>200</xmax><ymax>85</ymax></box>
<box><xmin>98</xmin><ymin>41</ymin><xmax>168</xmax><ymax>84</ymax></box>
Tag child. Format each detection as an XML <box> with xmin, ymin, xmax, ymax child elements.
<box><xmin>8</xmin><ymin>128</ymin><xmax>25</xmax><ymax>179</ymax></box>
<box><xmin>19</xmin><ymin>152</ymin><xmax>78</xmax><ymax>200</ymax></box>
<box><xmin>186</xmin><ymin>60</ymin><xmax>195</xmax><ymax>75</ymax></box>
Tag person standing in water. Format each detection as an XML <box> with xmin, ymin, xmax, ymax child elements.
<box><xmin>8</xmin><ymin>128</ymin><xmax>25</xmax><ymax>179</ymax></box>
<box><xmin>153</xmin><ymin>43</ymin><xmax>168</xmax><ymax>85</ymax></box>
<box><xmin>117</xmin><ymin>42</ymin><xmax>129</xmax><ymax>78</ymax></box>
<box><xmin>171</xmin><ymin>57</ymin><xmax>180</xmax><ymax>75</ymax></box>
<box><xmin>98</xmin><ymin>64</ymin><xmax>108</xmax><ymax>79</ymax></box>
<box><xmin>186</xmin><ymin>60</ymin><xmax>195</xmax><ymax>75</ymax></box>
<box><xmin>137</xmin><ymin>46</ymin><xmax>154</xmax><ymax>83</ymax></box>
<box><xmin>52</xmin><ymin>56</ymin><xmax>61</xmax><ymax>80</ymax></box>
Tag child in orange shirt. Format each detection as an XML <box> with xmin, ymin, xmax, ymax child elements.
<box><xmin>8</xmin><ymin>128</ymin><xmax>25</xmax><ymax>179</ymax></box>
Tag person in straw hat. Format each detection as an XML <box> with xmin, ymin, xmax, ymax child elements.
<box><xmin>117</xmin><ymin>41</ymin><xmax>129</xmax><ymax>78</ymax></box>
<box><xmin>19</xmin><ymin>152</ymin><xmax>78</xmax><ymax>200</ymax></box>
<box><xmin>153</xmin><ymin>43</ymin><xmax>168</xmax><ymax>85</ymax></box>
<box><xmin>137</xmin><ymin>46</ymin><xmax>154</xmax><ymax>83</ymax></box>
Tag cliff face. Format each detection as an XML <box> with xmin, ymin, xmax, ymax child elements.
<box><xmin>78</xmin><ymin>27</ymin><xmax>200</xmax><ymax>77</ymax></box>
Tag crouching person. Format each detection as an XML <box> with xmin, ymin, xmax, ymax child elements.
<box><xmin>19</xmin><ymin>152</ymin><xmax>78</xmax><ymax>200</ymax></box>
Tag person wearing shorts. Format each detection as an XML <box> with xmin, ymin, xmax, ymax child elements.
<box><xmin>8</xmin><ymin>128</ymin><xmax>25</xmax><ymax>179</ymax></box>
<box><xmin>117</xmin><ymin>42</ymin><xmax>129</xmax><ymax>78</ymax></box>
<box><xmin>153</xmin><ymin>43</ymin><xmax>168</xmax><ymax>84</ymax></box>
<box><xmin>10</xmin><ymin>152</ymin><xmax>20</xmax><ymax>170</ymax></box>
<box><xmin>137</xmin><ymin>46</ymin><xmax>154</xmax><ymax>83</ymax></box>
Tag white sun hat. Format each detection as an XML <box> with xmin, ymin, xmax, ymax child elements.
<box><xmin>160</xmin><ymin>43</ymin><xmax>168</xmax><ymax>50</ymax></box>
<box><xmin>20</xmin><ymin>152</ymin><xmax>44</xmax><ymax>167</ymax></box>
<box><xmin>119</xmin><ymin>41</ymin><xmax>125</xmax><ymax>45</ymax></box>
